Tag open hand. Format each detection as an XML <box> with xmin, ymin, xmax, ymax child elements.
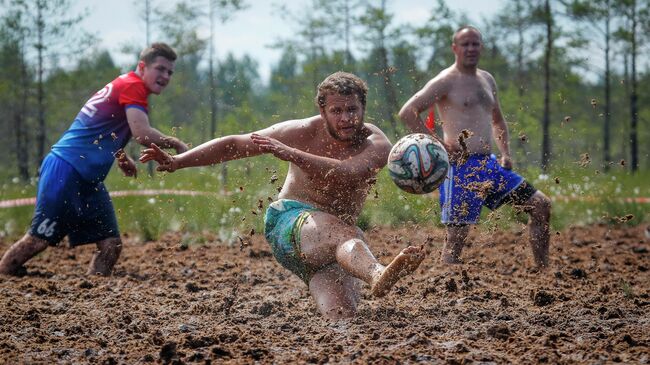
<box><xmin>115</xmin><ymin>149</ymin><xmax>137</xmax><ymax>178</ymax></box>
<box><xmin>251</xmin><ymin>133</ymin><xmax>294</xmax><ymax>161</ymax></box>
<box><xmin>140</xmin><ymin>143</ymin><xmax>177</xmax><ymax>172</ymax></box>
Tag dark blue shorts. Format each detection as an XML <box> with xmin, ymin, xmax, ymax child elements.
<box><xmin>440</xmin><ymin>154</ymin><xmax>536</xmax><ymax>224</ymax></box>
<box><xmin>29</xmin><ymin>153</ymin><xmax>120</xmax><ymax>246</ymax></box>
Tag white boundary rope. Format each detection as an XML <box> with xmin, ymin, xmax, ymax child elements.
<box><xmin>0</xmin><ymin>190</ymin><xmax>647</xmax><ymax>209</ymax></box>
<box><xmin>0</xmin><ymin>189</ymin><xmax>219</xmax><ymax>208</ymax></box>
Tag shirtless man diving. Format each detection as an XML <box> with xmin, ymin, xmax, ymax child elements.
<box><xmin>399</xmin><ymin>26</ymin><xmax>551</xmax><ymax>268</ymax></box>
<box><xmin>141</xmin><ymin>72</ymin><xmax>425</xmax><ymax>319</ymax></box>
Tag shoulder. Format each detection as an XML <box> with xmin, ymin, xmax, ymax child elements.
<box><xmin>426</xmin><ymin>67</ymin><xmax>456</xmax><ymax>92</ymax></box>
<box><xmin>116</xmin><ymin>72</ymin><xmax>149</xmax><ymax>105</ymax></box>
<box><xmin>116</xmin><ymin>72</ymin><xmax>147</xmax><ymax>93</ymax></box>
<box><xmin>363</xmin><ymin>123</ymin><xmax>391</xmax><ymax>149</ymax></box>
<box><xmin>275</xmin><ymin>115</ymin><xmax>320</xmax><ymax>131</ymax></box>
<box><xmin>261</xmin><ymin>115</ymin><xmax>320</xmax><ymax>141</ymax></box>
<box><xmin>111</xmin><ymin>72</ymin><xmax>140</xmax><ymax>86</ymax></box>
<box><xmin>478</xmin><ymin>69</ymin><xmax>497</xmax><ymax>87</ymax></box>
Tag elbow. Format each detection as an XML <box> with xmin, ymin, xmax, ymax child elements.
<box><xmin>132</xmin><ymin>128</ymin><xmax>154</xmax><ymax>147</ymax></box>
<box><xmin>397</xmin><ymin>105</ymin><xmax>411</xmax><ymax>122</ymax></box>
<box><xmin>398</xmin><ymin>105</ymin><xmax>421</xmax><ymax>128</ymax></box>
<box><xmin>132</xmin><ymin>133</ymin><xmax>149</xmax><ymax>147</ymax></box>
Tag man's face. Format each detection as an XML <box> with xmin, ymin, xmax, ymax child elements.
<box><xmin>452</xmin><ymin>29</ymin><xmax>483</xmax><ymax>68</ymax></box>
<box><xmin>138</xmin><ymin>56</ymin><xmax>175</xmax><ymax>94</ymax></box>
<box><xmin>320</xmin><ymin>93</ymin><xmax>365</xmax><ymax>142</ymax></box>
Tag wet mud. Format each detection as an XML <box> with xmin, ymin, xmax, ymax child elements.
<box><xmin>0</xmin><ymin>223</ymin><xmax>648</xmax><ymax>364</ymax></box>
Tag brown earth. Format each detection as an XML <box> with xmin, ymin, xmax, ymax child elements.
<box><xmin>0</xmin><ymin>223</ymin><xmax>648</xmax><ymax>364</ymax></box>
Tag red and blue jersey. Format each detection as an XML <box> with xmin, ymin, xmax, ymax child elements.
<box><xmin>51</xmin><ymin>72</ymin><xmax>150</xmax><ymax>182</ymax></box>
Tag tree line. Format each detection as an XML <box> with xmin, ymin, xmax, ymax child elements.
<box><xmin>0</xmin><ymin>0</ymin><xmax>648</xmax><ymax>183</ymax></box>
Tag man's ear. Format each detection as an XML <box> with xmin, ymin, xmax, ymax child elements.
<box><xmin>137</xmin><ymin>60</ymin><xmax>146</xmax><ymax>73</ymax></box>
<box><xmin>318</xmin><ymin>105</ymin><xmax>326</xmax><ymax>118</ymax></box>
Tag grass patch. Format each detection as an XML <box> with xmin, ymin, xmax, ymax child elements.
<box><xmin>0</xmin><ymin>160</ymin><xmax>648</xmax><ymax>241</ymax></box>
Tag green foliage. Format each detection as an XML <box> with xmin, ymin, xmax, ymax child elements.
<box><xmin>0</xmin><ymin>161</ymin><xmax>648</xmax><ymax>242</ymax></box>
<box><xmin>0</xmin><ymin>0</ymin><xmax>648</xmax><ymax>242</ymax></box>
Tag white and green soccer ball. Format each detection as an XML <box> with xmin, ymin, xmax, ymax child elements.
<box><xmin>387</xmin><ymin>133</ymin><xmax>449</xmax><ymax>194</ymax></box>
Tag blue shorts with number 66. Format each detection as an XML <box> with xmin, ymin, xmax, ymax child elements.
<box><xmin>29</xmin><ymin>153</ymin><xmax>120</xmax><ymax>246</ymax></box>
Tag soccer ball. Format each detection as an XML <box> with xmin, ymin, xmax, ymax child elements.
<box><xmin>387</xmin><ymin>133</ymin><xmax>449</xmax><ymax>194</ymax></box>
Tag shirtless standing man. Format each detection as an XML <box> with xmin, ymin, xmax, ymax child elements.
<box><xmin>140</xmin><ymin>72</ymin><xmax>425</xmax><ymax>319</ymax></box>
<box><xmin>399</xmin><ymin>26</ymin><xmax>551</xmax><ymax>268</ymax></box>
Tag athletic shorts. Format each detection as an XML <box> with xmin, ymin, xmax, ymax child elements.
<box><xmin>440</xmin><ymin>154</ymin><xmax>537</xmax><ymax>225</ymax></box>
<box><xmin>29</xmin><ymin>153</ymin><xmax>120</xmax><ymax>246</ymax></box>
<box><xmin>264</xmin><ymin>199</ymin><xmax>317</xmax><ymax>284</ymax></box>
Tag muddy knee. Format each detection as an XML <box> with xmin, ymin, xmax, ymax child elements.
<box><xmin>309</xmin><ymin>265</ymin><xmax>360</xmax><ymax>320</ymax></box>
<box><xmin>24</xmin><ymin>235</ymin><xmax>50</xmax><ymax>252</ymax></box>
<box><xmin>335</xmin><ymin>238</ymin><xmax>372</xmax><ymax>265</ymax></box>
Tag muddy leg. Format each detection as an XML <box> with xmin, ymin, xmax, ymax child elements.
<box><xmin>308</xmin><ymin>264</ymin><xmax>362</xmax><ymax>320</ymax></box>
<box><xmin>87</xmin><ymin>237</ymin><xmax>122</xmax><ymax>276</ymax></box>
<box><xmin>441</xmin><ymin>225</ymin><xmax>470</xmax><ymax>264</ymax></box>
<box><xmin>525</xmin><ymin>191</ymin><xmax>551</xmax><ymax>268</ymax></box>
<box><xmin>300</xmin><ymin>211</ymin><xmax>425</xmax><ymax>298</ymax></box>
<box><xmin>0</xmin><ymin>234</ymin><xmax>49</xmax><ymax>275</ymax></box>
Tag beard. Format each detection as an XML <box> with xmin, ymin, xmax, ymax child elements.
<box><xmin>324</xmin><ymin>114</ymin><xmax>363</xmax><ymax>142</ymax></box>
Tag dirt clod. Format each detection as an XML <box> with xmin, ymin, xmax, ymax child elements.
<box><xmin>533</xmin><ymin>291</ymin><xmax>555</xmax><ymax>306</ymax></box>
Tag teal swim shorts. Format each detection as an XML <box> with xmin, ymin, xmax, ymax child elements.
<box><xmin>264</xmin><ymin>199</ymin><xmax>317</xmax><ymax>284</ymax></box>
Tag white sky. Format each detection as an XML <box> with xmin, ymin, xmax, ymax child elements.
<box><xmin>76</xmin><ymin>0</ymin><xmax>503</xmax><ymax>81</ymax></box>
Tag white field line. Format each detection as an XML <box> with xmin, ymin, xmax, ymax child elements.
<box><xmin>0</xmin><ymin>190</ymin><xmax>648</xmax><ymax>209</ymax></box>
<box><xmin>0</xmin><ymin>189</ymin><xmax>219</xmax><ymax>208</ymax></box>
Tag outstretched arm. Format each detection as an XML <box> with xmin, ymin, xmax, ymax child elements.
<box><xmin>140</xmin><ymin>119</ymin><xmax>392</xmax><ymax>179</ymax></box>
<box><xmin>139</xmin><ymin>133</ymin><xmax>265</xmax><ymax>172</ymax></box>
<box><xmin>250</xmin><ymin>125</ymin><xmax>391</xmax><ymax>181</ymax></box>
<box><xmin>126</xmin><ymin>108</ymin><xmax>188</xmax><ymax>154</ymax></box>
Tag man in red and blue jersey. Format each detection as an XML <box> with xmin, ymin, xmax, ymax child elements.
<box><xmin>0</xmin><ymin>43</ymin><xmax>188</xmax><ymax>276</ymax></box>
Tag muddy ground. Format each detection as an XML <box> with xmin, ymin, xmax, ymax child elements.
<box><xmin>0</xmin><ymin>223</ymin><xmax>648</xmax><ymax>364</ymax></box>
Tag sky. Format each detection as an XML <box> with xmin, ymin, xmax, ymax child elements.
<box><xmin>76</xmin><ymin>0</ymin><xmax>503</xmax><ymax>82</ymax></box>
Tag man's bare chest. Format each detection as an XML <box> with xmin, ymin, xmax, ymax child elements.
<box><xmin>446</xmin><ymin>81</ymin><xmax>494</xmax><ymax>110</ymax></box>
<box><xmin>297</xmin><ymin>140</ymin><xmax>364</xmax><ymax>161</ymax></box>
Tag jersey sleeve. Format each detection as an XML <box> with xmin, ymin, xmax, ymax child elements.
<box><xmin>119</xmin><ymin>82</ymin><xmax>149</xmax><ymax>112</ymax></box>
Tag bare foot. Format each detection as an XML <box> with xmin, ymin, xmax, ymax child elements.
<box><xmin>370</xmin><ymin>246</ymin><xmax>425</xmax><ymax>298</ymax></box>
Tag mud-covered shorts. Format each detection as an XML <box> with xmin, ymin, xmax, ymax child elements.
<box><xmin>264</xmin><ymin>199</ymin><xmax>317</xmax><ymax>284</ymax></box>
<box><xmin>439</xmin><ymin>154</ymin><xmax>537</xmax><ymax>225</ymax></box>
